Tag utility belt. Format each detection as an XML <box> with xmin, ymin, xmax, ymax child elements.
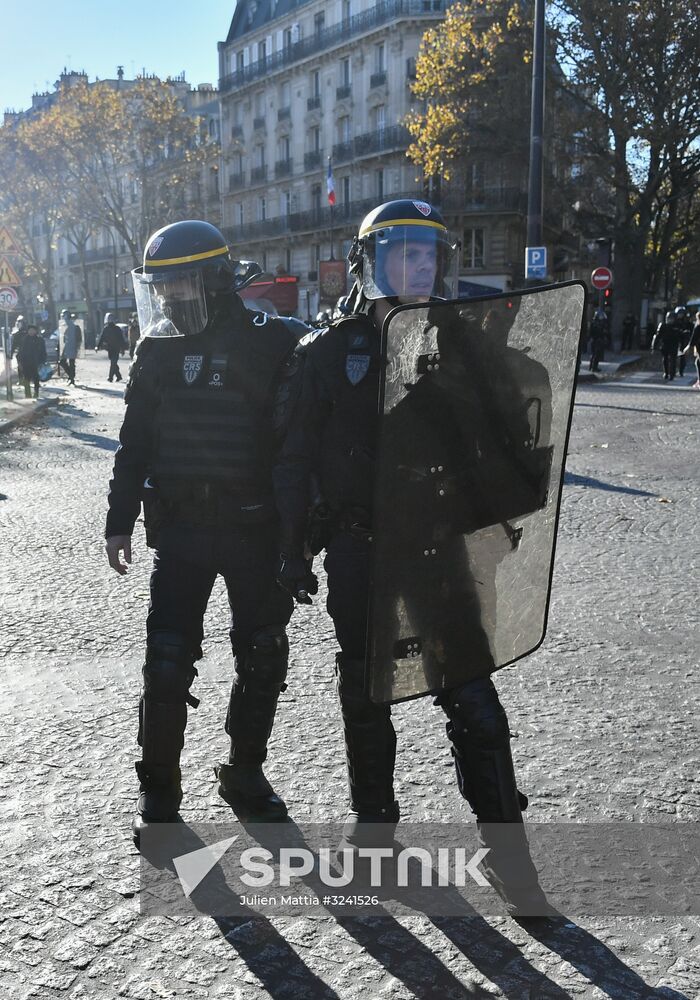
<box><xmin>143</xmin><ymin>481</ymin><xmax>274</xmax><ymax>546</ymax></box>
<box><xmin>307</xmin><ymin>502</ymin><xmax>373</xmax><ymax>553</ymax></box>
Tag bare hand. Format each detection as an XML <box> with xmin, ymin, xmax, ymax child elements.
<box><xmin>106</xmin><ymin>535</ymin><xmax>132</xmax><ymax>575</ymax></box>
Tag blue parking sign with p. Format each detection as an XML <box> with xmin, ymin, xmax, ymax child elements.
<box><xmin>526</xmin><ymin>246</ymin><xmax>547</xmax><ymax>279</ymax></box>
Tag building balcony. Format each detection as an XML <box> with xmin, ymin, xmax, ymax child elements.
<box><xmin>369</xmin><ymin>70</ymin><xmax>387</xmax><ymax>88</ymax></box>
<box><xmin>253</xmin><ymin>116</ymin><xmax>266</xmax><ymax>130</ymax></box>
<box><xmin>336</xmin><ymin>84</ymin><xmax>352</xmax><ymax>100</ymax></box>
<box><xmin>251</xmin><ymin>165</ymin><xmax>267</xmax><ymax>182</ymax></box>
<box><xmin>277</xmin><ymin>106</ymin><xmax>291</xmax><ymax>121</ymax></box>
<box><xmin>228</xmin><ymin>172</ymin><xmax>245</xmax><ymax>191</ymax></box>
<box><xmin>275</xmin><ymin>158</ymin><xmax>293</xmax><ymax>178</ymax></box>
<box><xmin>304</xmin><ymin>149</ymin><xmax>323</xmax><ymax>171</ymax></box>
<box><xmin>307</xmin><ymin>95</ymin><xmax>321</xmax><ymax>111</ymax></box>
<box><xmin>332</xmin><ymin>125</ymin><xmax>411</xmax><ymax>165</ymax></box>
<box><xmin>220</xmin><ymin>0</ymin><xmax>447</xmax><ymax>92</ymax></box>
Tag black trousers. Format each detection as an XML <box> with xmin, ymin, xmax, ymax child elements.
<box><xmin>662</xmin><ymin>351</ymin><xmax>676</xmax><ymax>379</ymax></box>
<box><xmin>148</xmin><ymin>518</ymin><xmax>293</xmax><ymax>657</ymax></box>
<box><xmin>107</xmin><ymin>352</ymin><xmax>122</xmax><ymax>381</ymax></box>
<box><xmin>323</xmin><ymin>531</ymin><xmax>511</xmax><ymax>798</ymax></box>
<box><xmin>60</xmin><ymin>357</ymin><xmax>76</xmax><ymax>381</ymax></box>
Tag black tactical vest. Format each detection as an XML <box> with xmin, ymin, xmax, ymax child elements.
<box><xmin>151</xmin><ymin>315</ymin><xmax>294</xmax><ymax>501</ymax></box>
<box><xmin>306</xmin><ymin>314</ymin><xmax>382</xmax><ymax>514</ymax></box>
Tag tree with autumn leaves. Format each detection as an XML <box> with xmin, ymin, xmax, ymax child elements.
<box><xmin>407</xmin><ymin>0</ymin><xmax>700</xmax><ymax>323</ymax></box>
<box><xmin>0</xmin><ymin>77</ymin><xmax>218</xmax><ymax>329</ymax></box>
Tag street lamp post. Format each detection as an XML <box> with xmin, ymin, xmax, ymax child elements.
<box><xmin>526</xmin><ymin>0</ymin><xmax>546</xmax><ymax>280</ymax></box>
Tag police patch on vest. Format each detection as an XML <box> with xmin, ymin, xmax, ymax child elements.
<box><xmin>183</xmin><ymin>355</ymin><xmax>204</xmax><ymax>384</ymax></box>
<box><xmin>208</xmin><ymin>354</ymin><xmax>227</xmax><ymax>389</ymax></box>
<box><xmin>346</xmin><ymin>354</ymin><xmax>370</xmax><ymax>385</ymax></box>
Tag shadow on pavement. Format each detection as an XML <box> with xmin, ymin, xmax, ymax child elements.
<box><xmin>574</xmin><ymin>401</ymin><xmax>693</xmax><ymax>418</ymax></box>
<box><xmin>563</xmin><ymin>472</ymin><xmax>657</xmax><ymax>497</ymax></box>
<box><xmin>69</xmin><ymin>428</ymin><xmax>119</xmax><ymax>451</ymax></box>
<box><xmin>522</xmin><ymin>917</ymin><xmax>692</xmax><ymax>1000</ymax></box>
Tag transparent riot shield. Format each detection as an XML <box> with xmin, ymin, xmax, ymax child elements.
<box><xmin>367</xmin><ymin>282</ymin><xmax>586</xmax><ymax>703</ymax></box>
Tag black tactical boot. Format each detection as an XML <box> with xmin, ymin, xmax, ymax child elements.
<box><xmin>132</xmin><ymin>762</ymin><xmax>183</xmax><ymax>841</ymax></box>
<box><xmin>336</xmin><ymin>655</ymin><xmax>400</xmax><ymax>849</ymax></box>
<box><xmin>217</xmin><ymin>627</ymin><xmax>289</xmax><ymax>822</ymax></box>
<box><xmin>443</xmin><ymin>678</ymin><xmax>553</xmax><ymax>918</ymax></box>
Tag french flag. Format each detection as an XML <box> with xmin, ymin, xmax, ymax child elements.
<box><xmin>327</xmin><ymin>158</ymin><xmax>336</xmax><ymax>206</ymax></box>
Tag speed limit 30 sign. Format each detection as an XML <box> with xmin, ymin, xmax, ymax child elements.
<box><xmin>0</xmin><ymin>286</ymin><xmax>18</xmax><ymax>310</ymax></box>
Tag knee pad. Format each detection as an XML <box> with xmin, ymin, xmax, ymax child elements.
<box><xmin>443</xmin><ymin>677</ymin><xmax>510</xmax><ymax>750</ymax></box>
<box><xmin>143</xmin><ymin>631</ymin><xmax>199</xmax><ymax>706</ymax></box>
<box><xmin>243</xmin><ymin>625</ymin><xmax>289</xmax><ymax>685</ymax></box>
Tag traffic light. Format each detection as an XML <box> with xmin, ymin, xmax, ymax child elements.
<box><xmin>603</xmin><ymin>287</ymin><xmax>613</xmax><ymax>305</ymax></box>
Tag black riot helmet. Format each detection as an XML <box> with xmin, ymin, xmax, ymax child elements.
<box><xmin>347</xmin><ymin>199</ymin><xmax>457</xmax><ymax>303</ymax></box>
<box><xmin>132</xmin><ymin>220</ymin><xmax>256</xmax><ymax>338</ymax></box>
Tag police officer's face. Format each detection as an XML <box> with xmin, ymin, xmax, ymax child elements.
<box><xmin>384</xmin><ymin>241</ymin><xmax>437</xmax><ymax>301</ymax></box>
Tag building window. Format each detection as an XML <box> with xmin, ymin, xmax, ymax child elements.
<box><xmin>278</xmin><ymin>136</ymin><xmax>291</xmax><ymax>161</ymax></box>
<box><xmin>342</xmin><ymin>0</ymin><xmax>352</xmax><ymax>23</ymax></box>
<box><xmin>372</xmin><ymin>105</ymin><xmax>386</xmax><ymax>134</ymax></box>
<box><xmin>314</xmin><ymin>11</ymin><xmax>325</xmax><ymax>34</ymax></box>
<box><xmin>281</xmin><ymin>190</ymin><xmax>292</xmax><ymax>216</ymax></box>
<box><xmin>311</xmin><ymin>125</ymin><xmax>321</xmax><ymax>152</ymax></box>
<box><xmin>375</xmin><ymin>43</ymin><xmax>385</xmax><ymax>73</ymax></box>
<box><xmin>236</xmin><ymin>51</ymin><xmax>244</xmax><ymax>73</ymax></box>
<box><xmin>258</xmin><ymin>196</ymin><xmax>266</xmax><ymax>221</ymax></box>
<box><xmin>463</xmin><ymin>227</ymin><xmax>485</xmax><ymax>269</ymax></box>
<box><xmin>279</xmin><ymin>80</ymin><xmax>290</xmax><ymax>108</ymax></box>
<box><xmin>340</xmin><ymin>57</ymin><xmax>351</xmax><ymax>87</ymax></box>
<box><xmin>342</xmin><ymin>175</ymin><xmax>351</xmax><ymax>203</ymax></box>
<box><xmin>256</xmin><ymin>145</ymin><xmax>265</xmax><ymax>168</ymax></box>
<box><xmin>237</xmin><ymin>203</ymin><xmax>244</xmax><ymax>226</ymax></box>
<box><xmin>376</xmin><ymin>169</ymin><xmax>384</xmax><ymax>201</ymax></box>
<box><xmin>261</xmin><ymin>250</ymin><xmax>268</xmax><ymax>271</ymax></box>
<box><xmin>285</xmin><ymin>247</ymin><xmax>292</xmax><ymax>272</ymax></box>
<box><xmin>311</xmin><ymin>184</ymin><xmax>322</xmax><ymax>214</ymax></box>
<box><xmin>311</xmin><ymin>69</ymin><xmax>320</xmax><ymax>99</ymax></box>
<box><xmin>258</xmin><ymin>39</ymin><xmax>267</xmax><ymax>62</ymax></box>
<box><xmin>338</xmin><ymin>116</ymin><xmax>351</xmax><ymax>143</ymax></box>
<box><xmin>283</xmin><ymin>27</ymin><xmax>293</xmax><ymax>50</ymax></box>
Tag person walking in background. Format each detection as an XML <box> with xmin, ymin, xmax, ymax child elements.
<box><xmin>10</xmin><ymin>315</ymin><xmax>28</xmax><ymax>385</ymax></box>
<box><xmin>58</xmin><ymin>309</ymin><xmax>81</xmax><ymax>384</ymax></box>
<box><xmin>97</xmin><ymin>312</ymin><xmax>126</xmax><ymax>382</ymax></box>
<box><xmin>651</xmin><ymin>311</ymin><xmax>680</xmax><ymax>381</ymax></box>
<box><xmin>588</xmin><ymin>308</ymin><xmax>608</xmax><ymax>372</ymax></box>
<box><xmin>673</xmin><ymin>306</ymin><xmax>692</xmax><ymax>379</ymax></box>
<box><xmin>621</xmin><ymin>311</ymin><xmax>636</xmax><ymax>351</ymax></box>
<box><xmin>17</xmin><ymin>324</ymin><xmax>46</xmax><ymax>399</ymax></box>
<box><xmin>682</xmin><ymin>311</ymin><xmax>700</xmax><ymax>389</ymax></box>
<box><xmin>127</xmin><ymin>313</ymin><xmax>140</xmax><ymax>359</ymax></box>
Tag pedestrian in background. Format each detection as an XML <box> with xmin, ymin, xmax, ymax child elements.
<box><xmin>674</xmin><ymin>306</ymin><xmax>692</xmax><ymax>379</ymax></box>
<box><xmin>97</xmin><ymin>312</ymin><xmax>126</xmax><ymax>382</ymax></box>
<box><xmin>17</xmin><ymin>324</ymin><xmax>46</xmax><ymax>398</ymax></box>
<box><xmin>588</xmin><ymin>308</ymin><xmax>608</xmax><ymax>372</ymax></box>
<box><xmin>682</xmin><ymin>311</ymin><xmax>700</xmax><ymax>389</ymax></box>
<box><xmin>127</xmin><ymin>313</ymin><xmax>140</xmax><ymax>358</ymax></box>
<box><xmin>621</xmin><ymin>311</ymin><xmax>636</xmax><ymax>351</ymax></box>
<box><xmin>10</xmin><ymin>315</ymin><xmax>28</xmax><ymax>384</ymax></box>
<box><xmin>58</xmin><ymin>309</ymin><xmax>81</xmax><ymax>384</ymax></box>
<box><xmin>651</xmin><ymin>311</ymin><xmax>680</xmax><ymax>381</ymax></box>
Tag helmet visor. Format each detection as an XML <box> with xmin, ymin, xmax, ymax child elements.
<box><xmin>132</xmin><ymin>267</ymin><xmax>208</xmax><ymax>338</ymax></box>
<box><xmin>362</xmin><ymin>224</ymin><xmax>457</xmax><ymax>301</ymax></box>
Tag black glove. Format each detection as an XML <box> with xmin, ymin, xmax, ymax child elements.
<box><xmin>277</xmin><ymin>554</ymin><xmax>318</xmax><ymax>605</ymax></box>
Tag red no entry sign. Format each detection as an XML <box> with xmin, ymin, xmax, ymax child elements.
<box><xmin>591</xmin><ymin>266</ymin><xmax>613</xmax><ymax>291</ymax></box>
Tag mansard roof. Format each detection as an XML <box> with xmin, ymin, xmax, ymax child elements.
<box><xmin>225</xmin><ymin>0</ymin><xmax>313</xmax><ymax>43</ymax></box>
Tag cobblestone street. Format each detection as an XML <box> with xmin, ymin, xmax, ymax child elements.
<box><xmin>0</xmin><ymin>354</ymin><xmax>698</xmax><ymax>999</ymax></box>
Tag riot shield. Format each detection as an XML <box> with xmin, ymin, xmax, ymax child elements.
<box><xmin>367</xmin><ymin>282</ymin><xmax>586</xmax><ymax>704</ymax></box>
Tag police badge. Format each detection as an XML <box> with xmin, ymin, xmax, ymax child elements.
<box><xmin>183</xmin><ymin>355</ymin><xmax>204</xmax><ymax>385</ymax></box>
<box><xmin>345</xmin><ymin>354</ymin><xmax>370</xmax><ymax>385</ymax></box>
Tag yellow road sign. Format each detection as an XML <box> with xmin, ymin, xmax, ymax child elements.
<box><xmin>0</xmin><ymin>256</ymin><xmax>21</xmax><ymax>285</ymax></box>
<box><xmin>0</xmin><ymin>226</ymin><xmax>22</xmax><ymax>255</ymax></box>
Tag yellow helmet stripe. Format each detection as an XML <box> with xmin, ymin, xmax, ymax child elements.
<box><xmin>147</xmin><ymin>246</ymin><xmax>230</xmax><ymax>267</ymax></box>
<box><xmin>359</xmin><ymin>218</ymin><xmax>447</xmax><ymax>237</ymax></box>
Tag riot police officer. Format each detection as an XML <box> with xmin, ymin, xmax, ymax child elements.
<box><xmin>277</xmin><ymin>200</ymin><xmax>549</xmax><ymax>915</ymax></box>
<box><xmin>105</xmin><ymin>220</ymin><xmax>299</xmax><ymax>842</ymax></box>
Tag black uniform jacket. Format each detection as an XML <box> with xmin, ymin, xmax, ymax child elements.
<box><xmin>105</xmin><ymin>298</ymin><xmax>296</xmax><ymax>539</ymax></box>
<box><xmin>274</xmin><ymin>311</ymin><xmax>382</xmax><ymax>546</ymax></box>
